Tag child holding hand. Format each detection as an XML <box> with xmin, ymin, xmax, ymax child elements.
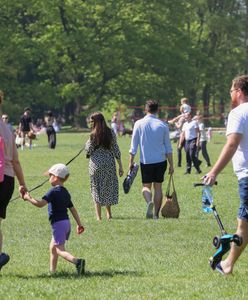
<box><xmin>21</xmin><ymin>163</ymin><xmax>85</xmax><ymax>275</ymax></box>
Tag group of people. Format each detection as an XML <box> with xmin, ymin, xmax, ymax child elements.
<box><xmin>169</xmin><ymin>98</ymin><xmax>211</xmax><ymax>174</ymax></box>
<box><xmin>1</xmin><ymin>108</ymin><xmax>58</xmax><ymax>150</ymax></box>
<box><xmin>1</xmin><ymin>74</ymin><xmax>248</xmax><ymax>277</ymax></box>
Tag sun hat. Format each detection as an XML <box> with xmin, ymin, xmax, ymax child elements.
<box><xmin>45</xmin><ymin>163</ymin><xmax>69</xmax><ymax>179</ymax></box>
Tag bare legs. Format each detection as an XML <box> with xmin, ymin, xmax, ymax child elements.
<box><xmin>106</xmin><ymin>205</ymin><xmax>112</xmax><ymax>220</ymax></box>
<box><xmin>49</xmin><ymin>238</ymin><xmax>77</xmax><ymax>273</ymax></box>
<box><xmin>142</xmin><ymin>182</ymin><xmax>163</xmax><ymax>218</ymax></box>
<box><xmin>94</xmin><ymin>202</ymin><xmax>112</xmax><ymax>221</ymax></box>
<box><xmin>220</xmin><ymin>218</ymin><xmax>248</xmax><ymax>275</ymax></box>
<box><xmin>20</xmin><ymin>132</ymin><xmax>32</xmax><ymax>149</ymax></box>
<box><xmin>95</xmin><ymin>202</ymin><xmax>102</xmax><ymax>221</ymax></box>
<box><xmin>153</xmin><ymin>183</ymin><xmax>163</xmax><ymax>217</ymax></box>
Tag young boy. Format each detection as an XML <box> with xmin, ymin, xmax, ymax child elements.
<box><xmin>179</xmin><ymin>97</ymin><xmax>191</xmax><ymax>114</ymax></box>
<box><xmin>21</xmin><ymin>163</ymin><xmax>85</xmax><ymax>275</ymax></box>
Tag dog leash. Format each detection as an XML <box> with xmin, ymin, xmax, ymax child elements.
<box><xmin>10</xmin><ymin>146</ymin><xmax>85</xmax><ymax>202</ymax></box>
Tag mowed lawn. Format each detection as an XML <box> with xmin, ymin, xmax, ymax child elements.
<box><xmin>0</xmin><ymin>130</ymin><xmax>247</xmax><ymax>299</ymax></box>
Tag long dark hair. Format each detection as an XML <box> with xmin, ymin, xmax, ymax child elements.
<box><xmin>90</xmin><ymin>112</ymin><xmax>112</xmax><ymax>149</ymax></box>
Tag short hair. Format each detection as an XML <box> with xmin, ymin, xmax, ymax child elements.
<box><xmin>145</xmin><ymin>99</ymin><xmax>159</xmax><ymax>113</ymax></box>
<box><xmin>24</xmin><ymin>107</ymin><xmax>31</xmax><ymax>112</ymax></box>
<box><xmin>181</xmin><ymin>97</ymin><xmax>188</xmax><ymax>104</ymax></box>
<box><xmin>232</xmin><ymin>75</ymin><xmax>248</xmax><ymax>96</ymax></box>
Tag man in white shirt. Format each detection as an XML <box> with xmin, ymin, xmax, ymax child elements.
<box><xmin>129</xmin><ymin>100</ymin><xmax>174</xmax><ymax>219</ymax></box>
<box><xmin>204</xmin><ymin>74</ymin><xmax>248</xmax><ymax>275</ymax></box>
<box><xmin>179</xmin><ymin>113</ymin><xmax>201</xmax><ymax>174</ymax></box>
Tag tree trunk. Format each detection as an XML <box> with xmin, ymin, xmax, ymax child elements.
<box><xmin>202</xmin><ymin>84</ymin><xmax>210</xmax><ymax>117</ymax></box>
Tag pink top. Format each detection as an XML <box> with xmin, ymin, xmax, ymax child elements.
<box><xmin>0</xmin><ymin>119</ymin><xmax>18</xmax><ymax>177</ymax></box>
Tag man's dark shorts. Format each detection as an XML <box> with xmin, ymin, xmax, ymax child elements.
<box><xmin>140</xmin><ymin>161</ymin><xmax>167</xmax><ymax>184</ymax></box>
<box><xmin>238</xmin><ymin>176</ymin><xmax>248</xmax><ymax>221</ymax></box>
<box><xmin>0</xmin><ymin>175</ymin><xmax>14</xmax><ymax>219</ymax></box>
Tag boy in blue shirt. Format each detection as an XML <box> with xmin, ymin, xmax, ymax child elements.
<box><xmin>21</xmin><ymin>163</ymin><xmax>85</xmax><ymax>275</ymax></box>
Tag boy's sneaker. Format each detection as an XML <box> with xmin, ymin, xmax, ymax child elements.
<box><xmin>146</xmin><ymin>201</ymin><xmax>154</xmax><ymax>219</ymax></box>
<box><xmin>0</xmin><ymin>253</ymin><xmax>10</xmax><ymax>270</ymax></box>
<box><xmin>76</xmin><ymin>259</ymin><xmax>85</xmax><ymax>275</ymax></box>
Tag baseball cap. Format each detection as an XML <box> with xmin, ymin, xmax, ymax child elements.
<box><xmin>45</xmin><ymin>163</ymin><xmax>69</xmax><ymax>179</ymax></box>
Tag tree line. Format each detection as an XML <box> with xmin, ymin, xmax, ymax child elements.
<box><xmin>0</xmin><ymin>0</ymin><xmax>247</xmax><ymax>126</ymax></box>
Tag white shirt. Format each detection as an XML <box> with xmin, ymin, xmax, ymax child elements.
<box><xmin>181</xmin><ymin>104</ymin><xmax>191</xmax><ymax>113</ymax></box>
<box><xmin>182</xmin><ymin>120</ymin><xmax>198</xmax><ymax>141</ymax></box>
<box><xmin>226</xmin><ymin>102</ymin><xmax>248</xmax><ymax>180</ymax></box>
<box><xmin>199</xmin><ymin>122</ymin><xmax>207</xmax><ymax>142</ymax></box>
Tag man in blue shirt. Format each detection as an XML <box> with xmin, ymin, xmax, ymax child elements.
<box><xmin>129</xmin><ymin>100</ymin><xmax>174</xmax><ymax>219</ymax></box>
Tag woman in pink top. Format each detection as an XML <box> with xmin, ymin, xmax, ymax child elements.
<box><xmin>0</xmin><ymin>90</ymin><xmax>27</xmax><ymax>271</ymax></box>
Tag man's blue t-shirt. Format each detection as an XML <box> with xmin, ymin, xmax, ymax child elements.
<box><xmin>43</xmin><ymin>185</ymin><xmax>73</xmax><ymax>224</ymax></box>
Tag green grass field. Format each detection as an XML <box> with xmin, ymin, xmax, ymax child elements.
<box><xmin>0</xmin><ymin>131</ymin><xmax>246</xmax><ymax>299</ymax></box>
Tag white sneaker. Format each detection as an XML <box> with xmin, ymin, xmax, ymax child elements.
<box><xmin>146</xmin><ymin>201</ymin><xmax>154</xmax><ymax>219</ymax></box>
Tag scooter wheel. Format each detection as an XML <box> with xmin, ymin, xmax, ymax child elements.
<box><xmin>213</xmin><ymin>236</ymin><xmax>221</xmax><ymax>249</ymax></box>
<box><xmin>233</xmin><ymin>234</ymin><xmax>243</xmax><ymax>246</ymax></box>
<box><xmin>209</xmin><ymin>257</ymin><xmax>215</xmax><ymax>270</ymax></box>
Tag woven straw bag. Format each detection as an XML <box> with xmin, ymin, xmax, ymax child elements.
<box><xmin>161</xmin><ymin>174</ymin><xmax>180</xmax><ymax>218</ymax></box>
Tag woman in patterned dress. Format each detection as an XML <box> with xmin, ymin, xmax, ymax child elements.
<box><xmin>85</xmin><ymin>112</ymin><xmax>124</xmax><ymax>220</ymax></box>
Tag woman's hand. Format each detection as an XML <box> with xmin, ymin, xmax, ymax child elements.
<box><xmin>119</xmin><ymin>166</ymin><xmax>124</xmax><ymax>177</ymax></box>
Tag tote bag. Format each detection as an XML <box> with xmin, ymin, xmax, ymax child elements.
<box><xmin>161</xmin><ymin>174</ymin><xmax>180</xmax><ymax>218</ymax></box>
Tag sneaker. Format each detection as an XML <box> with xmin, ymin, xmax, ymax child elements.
<box><xmin>76</xmin><ymin>258</ymin><xmax>85</xmax><ymax>275</ymax></box>
<box><xmin>146</xmin><ymin>201</ymin><xmax>154</xmax><ymax>219</ymax></box>
<box><xmin>184</xmin><ymin>171</ymin><xmax>191</xmax><ymax>175</ymax></box>
<box><xmin>196</xmin><ymin>169</ymin><xmax>202</xmax><ymax>174</ymax></box>
<box><xmin>0</xmin><ymin>253</ymin><xmax>10</xmax><ymax>270</ymax></box>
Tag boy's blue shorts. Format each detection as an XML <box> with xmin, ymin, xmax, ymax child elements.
<box><xmin>238</xmin><ymin>176</ymin><xmax>248</xmax><ymax>221</ymax></box>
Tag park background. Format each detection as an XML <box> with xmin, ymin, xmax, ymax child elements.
<box><xmin>0</xmin><ymin>132</ymin><xmax>246</xmax><ymax>299</ymax></box>
<box><xmin>1</xmin><ymin>1</ymin><xmax>248</xmax><ymax>299</ymax></box>
<box><xmin>0</xmin><ymin>0</ymin><xmax>248</xmax><ymax>127</ymax></box>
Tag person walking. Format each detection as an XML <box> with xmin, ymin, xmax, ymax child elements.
<box><xmin>197</xmin><ymin>114</ymin><xmax>211</xmax><ymax>167</ymax></box>
<box><xmin>85</xmin><ymin>112</ymin><xmax>124</xmax><ymax>221</ymax></box>
<box><xmin>1</xmin><ymin>114</ymin><xmax>14</xmax><ymax>133</ymax></box>
<box><xmin>204</xmin><ymin>74</ymin><xmax>248</xmax><ymax>275</ymax></box>
<box><xmin>0</xmin><ymin>90</ymin><xmax>27</xmax><ymax>271</ymax></box>
<box><xmin>129</xmin><ymin>99</ymin><xmax>174</xmax><ymax>219</ymax></box>
<box><xmin>168</xmin><ymin>112</ymin><xmax>186</xmax><ymax>167</ymax></box>
<box><xmin>19</xmin><ymin>107</ymin><xmax>34</xmax><ymax>150</ymax></box>
<box><xmin>111</xmin><ymin>112</ymin><xmax>118</xmax><ymax>135</ymax></box>
<box><xmin>179</xmin><ymin>112</ymin><xmax>202</xmax><ymax>174</ymax></box>
<box><xmin>21</xmin><ymin>163</ymin><xmax>85</xmax><ymax>275</ymax></box>
<box><xmin>44</xmin><ymin>111</ymin><xmax>56</xmax><ymax>149</ymax></box>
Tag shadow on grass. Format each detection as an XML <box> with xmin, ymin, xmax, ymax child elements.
<box><xmin>7</xmin><ymin>270</ymin><xmax>140</xmax><ymax>280</ymax></box>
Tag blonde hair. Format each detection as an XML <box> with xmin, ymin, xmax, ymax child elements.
<box><xmin>180</xmin><ymin>97</ymin><xmax>188</xmax><ymax>104</ymax></box>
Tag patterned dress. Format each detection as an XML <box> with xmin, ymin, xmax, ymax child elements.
<box><xmin>85</xmin><ymin>132</ymin><xmax>121</xmax><ymax>206</ymax></box>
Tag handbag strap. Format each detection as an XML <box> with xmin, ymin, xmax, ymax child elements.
<box><xmin>166</xmin><ymin>174</ymin><xmax>172</xmax><ymax>195</ymax></box>
<box><xmin>171</xmin><ymin>174</ymin><xmax>176</xmax><ymax>193</ymax></box>
<box><xmin>166</xmin><ymin>174</ymin><xmax>176</xmax><ymax>195</ymax></box>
